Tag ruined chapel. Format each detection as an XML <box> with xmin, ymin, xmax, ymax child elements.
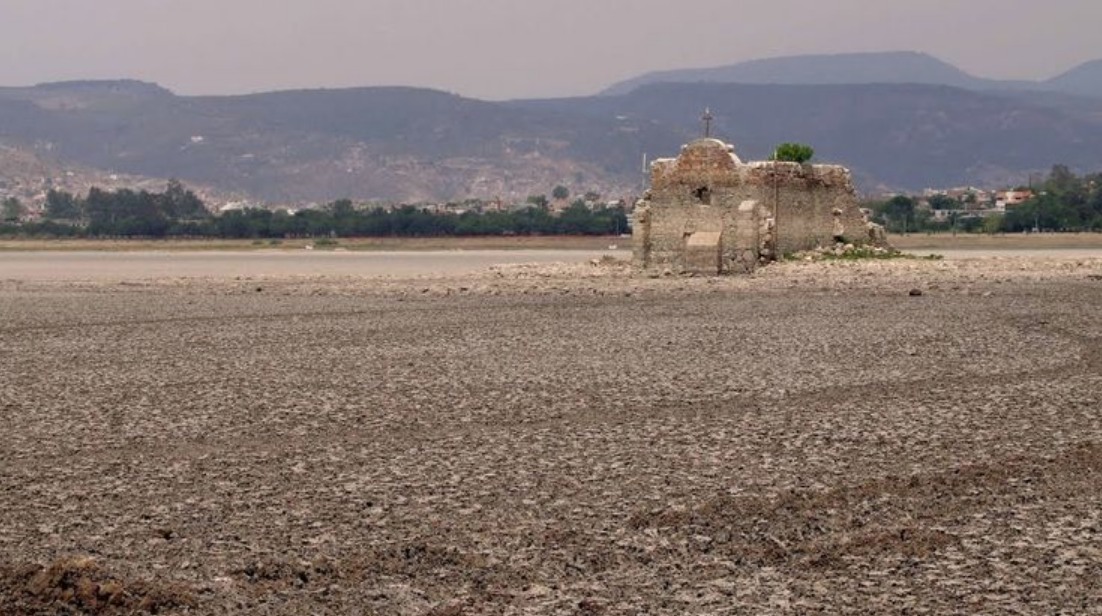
<box><xmin>632</xmin><ymin>136</ymin><xmax>881</xmax><ymax>275</ymax></box>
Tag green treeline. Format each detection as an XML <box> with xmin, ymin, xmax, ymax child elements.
<box><xmin>866</xmin><ymin>165</ymin><xmax>1102</xmax><ymax>234</ymax></box>
<box><xmin>1</xmin><ymin>183</ymin><xmax>630</xmax><ymax>238</ymax></box>
<box><xmin>9</xmin><ymin>164</ymin><xmax>1102</xmax><ymax>240</ymax></box>
<box><xmin>1000</xmin><ymin>165</ymin><xmax>1102</xmax><ymax>232</ymax></box>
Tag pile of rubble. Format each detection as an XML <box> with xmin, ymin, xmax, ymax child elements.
<box><xmin>788</xmin><ymin>242</ymin><xmax>908</xmax><ymax>261</ymax></box>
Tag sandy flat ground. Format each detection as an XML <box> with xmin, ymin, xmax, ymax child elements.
<box><xmin>914</xmin><ymin>248</ymin><xmax>1102</xmax><ymax>259</ymax></box>
<box><xmin>0</xmin><ymin>236</ymin><xmax>628</xmax><ymax>252</ymax></box>
<box><xmin>1</xmin><ymin>255</ymin><xmax>1101</xmax><ymax>615</ymax></box>
<box><xmin>890</xmin><ymin>232</ymin><xmax>1102</xmax><ymax>251</ymax></box>
<box><xmin>0</xmin><ymin>250</ymin><xmax>622</xmax><ymax>282</ymax></box>
<box><xmin>4</xmin><ymin>246</ymin><xmax>1102</xmax><ymax>283</ymax></box>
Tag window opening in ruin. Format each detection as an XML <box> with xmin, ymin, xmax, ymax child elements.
<box><xmin>692</xmin><ymin>186</ymin><xmax>712</xmax><ymax>205</ymax></box>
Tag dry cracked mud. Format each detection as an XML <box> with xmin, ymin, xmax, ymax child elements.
<box><xmin>1</xmin><ymin>255</ymin><xmax>1100</xmax><ymax>614</ymax></box>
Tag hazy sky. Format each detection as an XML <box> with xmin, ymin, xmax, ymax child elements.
<box><xmin>2</xmin><ymin>0</ymin><xmax>1099</xmax><ymax>99</ymax></box>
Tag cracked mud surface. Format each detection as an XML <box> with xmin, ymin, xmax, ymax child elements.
<box><xmin>1</xmin><ymin>256</ymin><xmax>1101</xmax><ymax>614</ymax></box>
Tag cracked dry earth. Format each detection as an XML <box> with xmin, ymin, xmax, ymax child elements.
<box><xmin>1</xmin><ymin>256</ymin><xmax>1101</xmax><ymax>615</ymax></box>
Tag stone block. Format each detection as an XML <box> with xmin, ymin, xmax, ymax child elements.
<box><xmin>684</xmin><ymin>231</ymin><xmax>722</xmax><ymax>274</ymax></box>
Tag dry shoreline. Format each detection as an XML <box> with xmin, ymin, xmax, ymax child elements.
<box><xmin>888</xmin><ymin>231</ymin><xmax>1102</xmax><ymax>250</ymax></box>
<box><xmin>2</xmin><ymin>231</ymin><xmax>1101</xmax><ymax>253</ymax></box>
<box><xmin>2</xmin><ymin>256</ymin><xmax>1100</xmax><ymax>614</ymax></box>
<box><xmin>0</xmin><ymin>235</ymin><xmax>628</xmax><ymax>253</ymax></box>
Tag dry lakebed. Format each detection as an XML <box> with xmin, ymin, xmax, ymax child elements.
<box><xmin>1</xmin><ymin>249</ymin><xmax>1100</xmax><ymax>614</ymax></box>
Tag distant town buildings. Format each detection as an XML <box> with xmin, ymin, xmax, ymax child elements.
<box><xmin>995</xmin><ymin>189</ymin><xmax>1035</xmax><ymax>210</ymax></box>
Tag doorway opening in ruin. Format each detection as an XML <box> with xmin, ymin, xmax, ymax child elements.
<box><xmin>692</xmin><ymin>186</ymin><xmax>712</xmax><ymax>205</ymax></box>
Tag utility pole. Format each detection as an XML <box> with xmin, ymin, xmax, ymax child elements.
<box><xmin>773</xmin><ymin>147</ymin><xmax>780</xmax><ymax>252</ymax></box>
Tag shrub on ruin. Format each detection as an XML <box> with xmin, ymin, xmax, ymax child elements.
<box><xmin>772</xmin><ymin>143</ymin><xmax>815</xmax><ymax>164</ymax></box>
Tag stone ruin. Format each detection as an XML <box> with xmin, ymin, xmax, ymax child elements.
<box><xmin>632</xmin><ymin>137</ymin><xmax>885</xmax><ymax>275</ymax></box>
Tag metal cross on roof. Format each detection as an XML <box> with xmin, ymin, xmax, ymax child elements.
<box><xmin>701</xmin><ymin>108</ymin><xmax>714</xmax><ymax>138</ymax></box>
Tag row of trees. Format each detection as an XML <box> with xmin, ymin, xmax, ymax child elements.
<box><xmin>208</xmin><ymin>201</ymin><xmax>628</xmax><ymax>239</ymax></box>
<box><xmin>1</xmin><ymin>197</ymin><xmax>27</xmax><ymax>222</ymax></box>
<box><xmin>0</xmin><ymin>183</ymin><xmax>630</xmax><ymax>239</ymax></box>
<box><xmin>1000</xmin><ymin>165</ymin><xmax>1102</xmax><ymax>232</ymax></box>
<box><xmin>866</xmin><ymin>196</ymin><xmax>1000</xmax><ymax>234</ymax></box>
<box><xmin>867</xmin><ymin>165</ymin><xmax>1102</xmax><ymax>233</ymax></box>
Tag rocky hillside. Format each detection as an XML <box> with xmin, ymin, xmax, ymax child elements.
<box><xmin>0</xmin><ymin>81</ymin><xmax>678</xmax><ymax>203</ymax></box>
<box><xmin>3</xmin><ymin>76</ymin><xmax>1102</xmax><ymax>203</ymax></box>
<box><xmin>0</xmin><ymin>135</ymin><xmax>235</xmax><ymax>208</ymax></box>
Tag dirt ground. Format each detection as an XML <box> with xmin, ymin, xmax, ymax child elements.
<box><xmin>0</xmin><ymin>235</ymin><xmax>627</xmax><ymax>253</ymax></box>
<box><xmin>2</xmin><ymin>231</ymin><xmax>1100</xmax><ymax>254</ymax></box>
<box><xmin>0</xmin><ymin>250</ymin><xmax>623</xmax><ymax>282</ymax></box>
<box><xmin>1</xmin><ymin>254</ymin><xmax>1101</xmax><ymax>614</ymax></box>
<box><xmin>890</xmin><ymin>232</ymin><xmax>1102</xmax><ymax>251</ymax></box>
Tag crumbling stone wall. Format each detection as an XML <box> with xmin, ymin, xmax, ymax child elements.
<box><xmin>633</xmin><ymin>138</ymin><xmax>876</xmax><ymax>274</ymax></box>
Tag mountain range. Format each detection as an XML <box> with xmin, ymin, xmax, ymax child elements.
<box><xmin>602</xmin><ymin>51</ymin><xmax>1102</xmax><ymax>98</ymax></box>
<box><xmin>2</xmin><ymin>51</ymin><xmax>1102</xmax><ymax>203</ymax></box>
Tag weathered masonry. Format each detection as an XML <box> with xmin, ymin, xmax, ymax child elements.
<box><xmin>632</xmin><ymin>137</ymin><xmax>881</xmax><ymax>274</ymax></box>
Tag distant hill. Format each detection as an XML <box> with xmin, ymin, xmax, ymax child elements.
<box><xmin>0</xmin><ymin>136</ymin><xmax>232</xmax><ymax>207</ymax></box>
<box><xmin>519</xmin><ymin>82</ymin><xmax>1102</xmax><ymax>192</ymax></box>
<box><xmin>603</xmin><ymin>52</ymin><xmax>993</xmax><ymax>96</ymax></box>
<box><xmin>601</xmin><ymin>51</ymin><xmax>1099</xmax><ymax>98</ymax></box>
<box><xmin>0</xmin><ymin>82</ymin><xmax>680</xmax><ymax>202</ymax></box>
<box><xmin>1046</xmin><ymin>60</ymin><xmax>1102</xmax><ymax>98</ymax></box>
<box><xmin>4</xmin><ymin>78</ymin><xmax>1102</xmax><ymax>201</ymax></box>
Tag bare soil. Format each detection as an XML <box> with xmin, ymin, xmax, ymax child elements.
<box><xmin>3</xmin><ymin>231</ymin><xmax>1102</xmax><ymax>254</ymax></box>
<box><xmin>0</xmin><ymin>235</ymin><xmax>626</xmax><ymax>253</ymax></box>
<box><xmin>0</xmin><ymin>250</ymin><xmax>623</xmax><ymax>282</ymax></box>
<box><xmin>1</xmin><ymin>255</ymin><xmax>1100</xmax><ymax>614</ymax></box>
<box><xmin>889</xmin><ymin>231</ymin><xmax>1102</xmax><ymax>251</ymax></box>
